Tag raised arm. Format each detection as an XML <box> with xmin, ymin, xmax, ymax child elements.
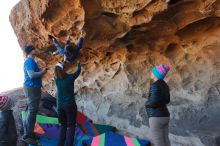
<box><xmin>65</xmin><ymin>36</ymin><xmax>71</xmax><ymax>46</ymax></box>
<box><xmin>75</xmin><ymin>37</ymin><xmax>84</xmax><ymax>51</ymax></box>
<box><xmin>49</xmin><ymin>35</ymin><xmax>65</xmax><ymax>56</ymax></box>
<box><xmin>64</xmin><ymin>37</ymin><xmax>71</xmax><ymax>51</ymax></box>
<box><xmin>71</xmin><ymin>62</ymin><xmax>81</xmax><ymax>80</ymax></box>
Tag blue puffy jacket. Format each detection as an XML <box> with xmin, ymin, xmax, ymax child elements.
<box><xmin>145</xmin><ymin>79</ymin><xmax>170</xmax><ymax>117</ymax></box>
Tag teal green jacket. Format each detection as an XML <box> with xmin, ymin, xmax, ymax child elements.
<box><xmin>55</xmin><ymin>63</ymin><xmax>81</xmax><ymax>106</ymax></box>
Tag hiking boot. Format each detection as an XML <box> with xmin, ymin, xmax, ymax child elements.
<box><xmin>22</xmin><ymin>137</ymin><xmax>38</xmax><ymax>145</ymax></box>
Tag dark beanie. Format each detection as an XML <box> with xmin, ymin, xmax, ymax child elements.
<box><xmin>24</xmin><ymin>45</ymin><xmax>34</xmax><ymax>54</ymax></box>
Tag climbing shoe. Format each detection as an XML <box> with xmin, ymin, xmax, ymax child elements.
<box><xmin>22</xmin><ymin>137</ymin><xmax>38</xmax><ymax>145</ymax></box>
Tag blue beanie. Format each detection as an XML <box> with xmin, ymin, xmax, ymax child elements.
<box><xmin>24</xmin><ymin>45</ymin><xmax>34</xmax><ymax>54</ymax></box>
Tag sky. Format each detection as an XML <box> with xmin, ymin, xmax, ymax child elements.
<box><xmin>0</xmin><ymin>0</ymin><xmax>24</xmax><ymax>92</ymax></box>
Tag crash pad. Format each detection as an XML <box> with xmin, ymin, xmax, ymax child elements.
<box><xmin>38</xmin><ymin>124</ymin><xmax>90</xmax><ymax>146</ymax></box>
<box><xmin>22</xmin><ymin>111</ymin><xmax>89</xmax><ymax>125</ymax></box>
<box><xmin>83</xmin><ymin>132</ymin><xmax>150</xmax><ymax>146</ymax></box>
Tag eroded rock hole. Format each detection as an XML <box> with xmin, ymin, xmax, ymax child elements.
<box><xmin>101</xmin><ymin>12</ymin><xmax>118</xmax><ymax>18</ymax></box>
<box><xmin>165</xmin><ymin>43</ymin><xmax>177</xmax><ymax>54</ymax></box>
<box><xmin>126</xmin><ymin>44</ymin><xmax>134</xmax><ymax>51</ymax></box>
<box><xmin>168</xmin><ymin>0</ymin><xmax>181</xmax><ymax>5</ymax></box>
<box><xmin>58</xmin><ymin>30</ymin><xmax>68</xmax><ymax>37</ymax></box>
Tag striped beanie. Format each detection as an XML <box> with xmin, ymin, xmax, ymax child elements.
<box><xmin>151</xmin><ymin>64</ymin><xmax>170</xmax><ymax>79</ymax></box>
<box><xmin>0</xmin><ymin>95</ymin><xmax>14</xmax><ymax>111</ymax></box>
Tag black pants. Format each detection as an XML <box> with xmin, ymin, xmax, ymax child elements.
<box><xmin>0</xmin><ymin>110</ymin><xmax>17</xmax><ymax>146</ymax></box>
<box><xmin>57</xmin><ymin>101</ymin><xmax>77</xmax><ymax>146</ymax></box>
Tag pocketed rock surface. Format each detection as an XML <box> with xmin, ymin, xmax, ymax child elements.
<box><xmin>9</xmin><ymin>0</ymin><xmax>220</xmax><ymax>145</ymax></box>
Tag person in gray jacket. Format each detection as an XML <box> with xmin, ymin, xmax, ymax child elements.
<box><xmin>145</xmin><ymin>64</ymin><xmax>171</xmax><ymax>146</ymax></box>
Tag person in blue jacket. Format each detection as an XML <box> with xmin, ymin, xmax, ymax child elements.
<box><xmin>54</xmin><ymin>61</ymin><xmax>81</xmax><ymax>146</ymax></box>
<box><xmin>145</xmin><ymin>64</ymin><xmax>171</xmax><ymax>146</ymax></box>
<box><xmin>22</xmin><ymin>45</ymin><xmax>48</xmax><ymax>145</ymax></box>
<box><xmin>48</xmin><ymin>31</ymin><xmax>84</xmax><ymax>63</ymax></box>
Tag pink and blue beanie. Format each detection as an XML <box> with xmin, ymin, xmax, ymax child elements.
<box><xmin>151</xmin><ymin>64</ymin><xmax>170</xmax><ymax>79</ymax></box>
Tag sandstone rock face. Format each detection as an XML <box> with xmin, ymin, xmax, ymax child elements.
<box><xmin>10</xmin><ymin>0</ymin><xmax>220</xmax><ymax>145</ymax></box>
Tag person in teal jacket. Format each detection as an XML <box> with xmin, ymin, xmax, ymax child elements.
<box><xmin>54</xmin><ymin>61</ymin><xmax>81</xmax><ymax>146</ymax></box>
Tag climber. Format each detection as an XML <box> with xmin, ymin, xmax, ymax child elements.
<box><xmin>48</xmin><ymin>31</ymin><xmax>85</xmax><ymax>64</ymax></box>
<box><xmin>145</xmin><ymin>64</ymin><xmax>171</xmax><ymax>146</ymax></box>
<box><xmin>0</xmin><ymin>95</ymin><xmax>17</xmax><ymax>146</ymax></box>
<box><xmin>54</xmin><ymin>61</ymin><xmax>81</xmax><ymax>146</ymax></box>
<box><xmin>22</xmin><ymin>45</ymin><xmax>48</xmax><ymax>145</ymax></box>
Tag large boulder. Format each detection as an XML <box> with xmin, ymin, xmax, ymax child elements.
<box><xmin>9</xmin><ymin>0</ymin><xmax>220</xmax><ymax>145</ymax></box>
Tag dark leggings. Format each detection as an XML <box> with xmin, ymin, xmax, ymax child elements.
<box><xmin>57</xmin><ymin>101</ymin><xmax>77</xmax><ymax>146</ymax></box>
